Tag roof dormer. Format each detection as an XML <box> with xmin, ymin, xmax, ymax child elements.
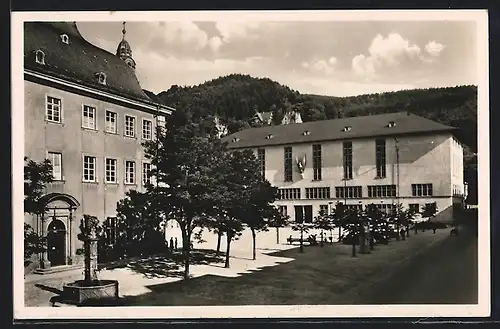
<box><xmin>342</xmin><ymin>125</ymin><xmax>352</xmax><ymax>132</ymax></box>
<box><xmin>302</xmin><ymin>130</ymin><xmax>310</xmax><ymax>136</ymax></box>
<box><xmin>60</xmin><ymin>34</ymin><xmax>69</xmax><ymax>44</ymax></box>
<box><xmin>266</xmin><ymin>134</ymin><xmax>274</xmax><ymax>139</ymax></box>
<box><xmin>387</xmin><ymin>121</ymin><xmax>396</xmax><ymax>128</ymax></box>
<box><xmin>35</xmin><ymin>49</ymin><xmax>45</xmax><ymax>65</ymax></box>
<box><xmin>95</xmin><ymin>72</ymin><xmax>107</xmax><ymax>85</ymax></box>
<box><xmin>232</xmin><ymin>137</ymin><xmax>240</xmax><ymax>143</ymax></box>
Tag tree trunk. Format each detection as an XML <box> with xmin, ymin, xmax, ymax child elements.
<box><xmin>359</xmin><ymin>224</ymin><xmax>369</xmax><ymax>254</ymax></box>
<box><xmin>320</xmin><ymin>230</ymin><xmax>324</xmax><ymax>247</ymax></box>
<box><xmin>299</xmin><ymin>227</ymin><xmax>304</xmax><ymax>253</ymax></box>
<box><xmin>224</xmin><ymin>232</ymin><xmax>232</xmax><ymax>268</ymax></box>
<box><xmin>396</xmin><ymin>223</ymin><xmax>400</xmax><ymax>241</ymax></box>
<box><xmin>216</xmin><ymin>232</ymin><xmax>222</xmax><ymax>256</ymax></box>
<box><xmin>250</xmin><ymin>228</ymin><xmax>257</xmax><ymax>260</ymax></box>
<box><xmin>181</xmin><ymin>227</ymin><xmax>191</xmax><ymax>280</ymax></box>
<box><xmin>276</xmin><ymin>227</ymin><xmax>280</xmax><ymax>244</ymax></box>
<box><xmin>406</xmin><ymin>225</ymin><xmax>410</xmax><ymax>237</ymax></box>
<box><xmin>338</xmin><ymin>226</ymin><xmax>342</xmax><ymax>242</ymax></box>
<box><xmin>415</xmin><ymin>225</ymin><xmax>418</xmax><ymax>235</ymax></box>
<box><xmin>352</xmin><ymin>239</ymin><xmax>356</xmax><ymax>257</ymax></box>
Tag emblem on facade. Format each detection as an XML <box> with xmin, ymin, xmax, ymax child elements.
<box><xmin>295</xmin><ymin>154</ymin><xmax>306</xmax><ymax>178</ymax></box>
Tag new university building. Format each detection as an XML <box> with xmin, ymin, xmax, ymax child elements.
<box><xmin>224</xmin><ymin>112</ymin><xmax>466</xmax><ymax>224</ymax></box>
<box><xmin>23</xmin><ymin>22</ymin><xmax>173</xmax><ymax>271</ymax></box>
<box><xmin>23</xmin><ymin>22</ymin><xmax>466</xmax><ymax>272</ymax></box>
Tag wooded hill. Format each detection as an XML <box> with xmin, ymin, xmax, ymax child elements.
<box><xmin>144</xmin><ymin>74</ymin><xmax>477</xmax><ymax>154</ymax></box>
<box><xmin>144</xmin><ymin>74</ymin><xmax>478</xmax><ymax>204</ymax></box>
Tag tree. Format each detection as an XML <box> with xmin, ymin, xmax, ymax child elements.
<box><xmin>365</xmin><ymin>203</ymin><xmax>383</xmax><ymax>250</ymax></box>
<box><xmin>421</xmin><ymin>202</ymin><xmax>438</xmax><ymax>232</ymax></box>
<box><xmin>291</xmin><ymin>222</ymin><xmax>311</xmax><ymax>253</ymax></box>
<box><xmin>267</xmin><ymin>206</ymin><xmax>290</xmax><ymax>244</ymax></box>
<box><xmin>332</xmin><ymin>202</ymin><xmax>346</xmax><ymax>242</ymax></box>
<box><xmin>343</xmin><ymin>208</ymin><xmax>363</xmax><ymax>257</ymax></box>
<box><xmin>115</xmin><ymin>189</ymin><xmax>163</xmax><ymax>258</ymax></box>
<box><xmin>314</xmin><ymin>208</ymin><xmax>332</xmax><ymax>247</ymax></box>
<box><xmin>24</xmin><ymin>157</ymin><xmax>53</xmax><ymax>261</ymax></box>
<box><xmin>142</xmin><ymin>109</ymin><xmax>226</xmax><ymax>280</ymax></box>
<box><xmin>24</xmin><ymin>157</ymin><xmax>53</xmax><ymax>215</ymax></box>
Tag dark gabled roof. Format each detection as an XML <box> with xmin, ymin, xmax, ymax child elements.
<box><xmin>223</xmin><ymin>112</ymin><xmax>457</xmax><ymax>149</ymax></box>
<box><xmin>24</xmin><ymin>22</ymin><xmax>157</xmax><ymax>105</ymax></box>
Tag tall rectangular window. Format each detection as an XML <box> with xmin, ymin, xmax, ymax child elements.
<box><xmin>375</xmin><ymin>139</ymin><xmax>386</xmax><ymax>178</ymax></box>
<box><xmin>83</xmin><ymin>156</ymin><xmax>97</xmax><ymax>182</ymax></box>
<box><xmin>312</xmin><ymin>144</ymin><xmax>322</xmax><ymax>180</ymax></box>
<box><xmin>105</xmin><ymin>158</ymin><xmax>117</xmax><ymax>183</ymax></box>
<box><xmin>48</xmin><ymin>152</ymin><xmax>62</xmax><ymax>180</ymax></box>
<box><xmin>46</xmin><ymin>96</ymin><xmax>62</xmax><ymax>123</ymax></box>
<box><xmin>125</xmin><ymin>160</ymin><xmax>136</xmax><ymax>184</ymax></box>
<box><xmin>142</xmin><ymin>162</ymin><xmax>152</xmax><ymax>185</ymax></box>
<box><xmin>409</xmin><ymin>203</ymin><xmax>420</xmax><ymax>214</ymax></box>
<box><xmin>105</xmin><ymin>110</ymin><xmax>117</xmax><ymax>133</ymax></box>
<box><xmin>319</xmin><ymin>204</ymin><xmax>329</xmax><ymax>216</ymax></box>
<box><xmin>125</xmin><ymin>115</ymin><xmax>136</xmax><ymax>137</ymax></box>
<box><xmin>343</xmin><ymin>141</ymin><xmax>353</xmax><ymax>179</ymax></box>
<box><xmin>279</xmin><ymin>205</ymin><xmax>287</xmax><ymax>218</ymax></box>
<box><xmin>257</xmin><ymin>148</ymin><xmax>266</xmax><ymax>179</ymax></box>
<box><xmin>82</xmin><ymin>105</ymin><xmax>96</xmax><ymax>130</ymax></box>
<box><xmin>104</xmin><ymin>217</ymin><xmax>117</xmax><ymax>246</ymax></box>
<box><xmin>284</xmin><ymin>147</ymin><xmax>293</xmax><ymax>182</ymax></box>
<box><xmin>142</xmin><ymin>119</ymin><xmax>153</xmax><ymax>140</ymax></box>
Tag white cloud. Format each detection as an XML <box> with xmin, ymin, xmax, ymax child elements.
<box><xmin>425</xmin><ymin>41</ymin><xmax>445</xmax><ymax>56</ymax></box>
<box><xmin>214</xmin><ymin>21</ymin><xmax>261</xmax><ymax>43</ymax></box>
<box><xmin>301</xmin><ymin>57</ymin><xmax>337</xmax><ymax>75</ymax></box>
<box><xmin>208</xmin><ymin>36</ymin><xmax>223</xmax><ymax>52</ymax></box>
<box><xmin>352</xmin><ymin>33</ymin><xmax>423</xmax><ymax>77</ymax></box>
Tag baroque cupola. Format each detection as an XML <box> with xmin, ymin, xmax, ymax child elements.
<box><xmin>116</xmin><ymin>22</ymin><xmax>136</xmax><ymax>69</ymax></box>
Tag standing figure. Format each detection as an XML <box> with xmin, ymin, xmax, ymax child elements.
<box><xmin>169</xmin><ymin>237</ymin><xmax>174</xmax><ymax>251</ymax></box>
<box><xmin>174</xmin><ymin>237</ymin><xmax>178</xmax><ymax>250</ymax></box>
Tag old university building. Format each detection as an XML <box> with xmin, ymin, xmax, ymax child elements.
<box><xmin>224</xmin><ymin>112</ymin><xmax>466</xmax><ymax>224</ymax></box>
<box><xmin>23</xmin><ymin>22</ymin><xmax>174</xmax><ymax>271</ymax></box>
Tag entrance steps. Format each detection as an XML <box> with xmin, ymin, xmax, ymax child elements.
<box><xmin>32</xmin><ymin>264</ymin><xmax>83</xmax><ymax>275</ymax></box>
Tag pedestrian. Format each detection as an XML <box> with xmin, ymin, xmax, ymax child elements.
<box><xmin>432</xmin><ymin>227</ymin><xmax>436</xmax><ymax>234</ymax></box>
<box><xmin>174</xmin><ymin>237</ymin><xmax>178</xmax><ymax>250</ymax></box>
<box><xmin>169</xmin><ymin>237</ymin><xmax>174</xmax><ymax>251</ymax></box>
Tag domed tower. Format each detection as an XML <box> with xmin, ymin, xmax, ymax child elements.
<box><xmin>116</xmin><ymin>22</ymin><xmax>136</xmax><ymax>69</ymax></box>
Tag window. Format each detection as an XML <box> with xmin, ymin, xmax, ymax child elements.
<box><xmin>46</xmin><ymin>96</ymin><xmax>62</xmax><ymax>123</ymax></box>
<box><xmin>60</xmin><ymin>34</ymin><xmax>69</xmax><ymax>44</ymax></box>
<box><xmin>257</xmin><ymin>148</ymin><xmax>266</xmax><ymax>179</ymax></box>
<box><xmin>376</xmin><ymin>204</ymin><xmax>395</xmax><ymax>214</ymax></box>
<box><xmin>279</xmin><ymin>205</ymin><xmax>288</xmax><ymax>218</ymax></box>
<box><xmin>312</xmin><ymin>144</ymin><xmax>322</xmax><ymax>180</ymax></box>
<box><xmin>82</xmin><ymin>105</ymin><xmax>96</xmax><ymax>130</ymax></box>
<box><xmin>142</xmin><ymin>162</ymin><xmax>151</xmax><ymax>185</ymax></box>
<box><xmin>125</xmin><ymin>115</ymin><xmax>136</xmax><ymax>137</ymax></box>
<box><xmin>305</xmin><ymin>187</ymin><xmax>330</xmax><ymax>199</ymax></box>
<box><xmin>35</xmin><ymin>50</ymin><xmax>45</xmax><ymax>64</ymax></box>
<box><xmin>142</xmin><ymin>119</ymin><xmax>153</xmax><ymax>140</ymax></box>
<box><xmin>125</xmin><ymin>160</ymin><xmax>136</xmax><ymax>184</ymax></box>
<box><xmin>96</xmin><ymin>72</ymin><xmax>107</xmax><ymax>85</ymax></box>
<box><xmin>319</xmin><ymin>204</ymin><xmax>329</xmax><ymax>216</ymax></box>
<box><xmin>411</xmin><ymin>183</ymin><xmax>433</xmax><ymax>197</ymax></box>
<box><xmin>104</xmin><ymin>217</ymin><xmax>116</xmax><ymax>246</ymax></box>
<box><xmin>335</xmin><ymin>186</ymin><xmax>362</xmax><ymax>199</ymax></box>
<box><xmin>48</xmin><ymin>152</ymin><xmax>62</xmax><ymax>180</ymax></box>
<box><xmin>279</xmin><ymin>188</ymin><xmax>301</xmax><ymax>200</ymax></box>
<box><xmin>367</xmin><ymin>185</ymin><xmax>396</xmax><ymax>198</ymax></box>
<box><xmin>343</xmin><ymin>141</ymin><xmax>353</xmax><ymax>179</ymax></box>
<box><xmin>409</xmin><ymin>203</ymin><xmax>420</xmax><ymax>214</ymax></box>
<box><xmin>83</xmin><ymin>156</ymin><xmax>97</xmax><ymax>182</ymax></box>
<box><xmin>105</xmin><ymin>158</ymin><xmax>117</xmax><ymax>183</ymax></box>
<box><xmin>284</xmin><ymin>147</ymin><xmax>293</xmax><ymax>182</ymax></box>
<box><xmin>346</xmin><ymin>204</ymin><xmax>363</xmax><ymax>211</ymax></box>
<box><xmin>375</xmin><ymin>139</ymin><xmax>386</xmax><ymax>178</ymax></box>
<box><xmin>105</xmin><ymin>111</ymin><xmax>117</xmax><ymax>133</ymax></box>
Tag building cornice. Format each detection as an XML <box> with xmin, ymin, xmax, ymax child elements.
<box><xmin>24</xmin><ymin>69</ymin><xmax>175</xmax><ymax>116</ymax></box>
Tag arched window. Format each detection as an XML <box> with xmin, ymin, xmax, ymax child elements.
<box><xmin>95</xmin><ymin>72</ymin><xmax>107</xmax><ymax>85</ymax></box>
<box><xmin>60</xmin><ymin>34</ymin><xmax>69</xmax><ymax>44</ymax></box>
<box><xmin>35</xmin><ymin>50</ymin><xmax>45</xmax><ymax>65</ymax></box>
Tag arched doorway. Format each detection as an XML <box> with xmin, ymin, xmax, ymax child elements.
<box><xmin>47</xmin><ymin>219</ymin><xmax>66</xmax><ymax>266</ymax></box>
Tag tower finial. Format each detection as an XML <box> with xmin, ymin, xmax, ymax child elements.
<box><xmin>122</xmin><ymin>22</ymin><xmax>126</xmax><ymax>40</ymax></box>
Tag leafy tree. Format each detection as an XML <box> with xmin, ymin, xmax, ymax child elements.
<box><xmin>24</xmin><ymin>157</ymin><xmax>53</xmax><ymax>261</ymax></box>
<box><xmin>314</xmin><ymin>208</ymin><xmax>333</xmax><ymax>247</ymax></box>
<box><xmin>421</xmin><ymin>202</ymin><xmax>438</xmax><ymax>232</ymax></box>
<box><xmin>365</xmin><ymin>203</ymin><xmax>383</xmax><ymax>250</ymax></box>
<box><xmin>291</xmin><ymin>222</ymin><xmax>311</xmax><ymax>253</ymax></box>
<box><xmin>342</xmin><ymin>208</ymin><xmax>363</xmax><ymax>257</ymax></box>
<box><xmin>142</xmin><ymin>109</ymin><xmax>225</xmax><ymax>280</ymax></box>
<box><xmin>331</xmin><ymin>202</ymin><xmax>346</xmax><ymax>242</ymax></box>
<box><xmin>267</xmin><ymin>206</ymin><xmax>290</xmax><ymax>244</ymax></box>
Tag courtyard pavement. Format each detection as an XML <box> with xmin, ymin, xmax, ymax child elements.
<box><xmin>23</xmin><ymin>226</ymin><xmax>455</xmax><ymax>307</ymax></box>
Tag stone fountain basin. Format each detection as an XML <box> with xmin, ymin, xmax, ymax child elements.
<box><xmin>63</xmin><ymin>280</ymin><xmax>119</xmax><ymax>305</ymax></box>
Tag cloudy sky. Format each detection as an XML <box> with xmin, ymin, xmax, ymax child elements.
<box><xmin>77</xmin><ymin>19</ymin><xmax>477</xmax><ymax>97</ymax></box>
